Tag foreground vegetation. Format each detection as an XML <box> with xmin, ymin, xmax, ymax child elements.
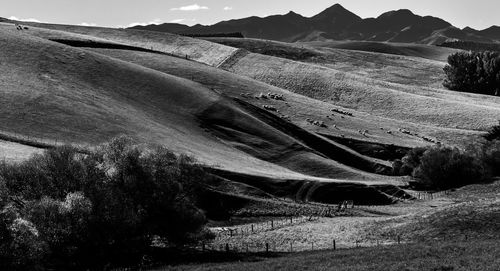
<box><xmin>0</xmin><ymin>137</ymin><xmax>212</xmax><ymax>270</ymax></box>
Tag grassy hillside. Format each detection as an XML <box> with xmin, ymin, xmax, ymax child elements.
<box><xmin>1</xmin><ymin>22</ymin><xmax>238</xmax><ymax>67</ymax></box>
<box><xmin>300</xmin><ymin>40</ymin><xmax>461</xmax><ymax>62</ymax></box>
<box><xmin>206</xmin><ymin>37</ymin><xmax>452</xmax><ymax>89</ymax></box>
<box><xmin>0</xmin><ymin>23</ymin><xmax>416</xmax><ymax>208</ymax></box>
<box><xmin>164</xmin><ymin>180</ymin><xmax>500</xmax><ymax>270</ymax></box>
<box><xmin>166</xmin><ymin>239</ymin><xmax>500</xmax><ymax>271</ymax></box>
<box><xmin>219</xmin><ymin>52</ymin><xmax>499</xmax><ymax>140</ymax></box>
<box><xmin>1</xmin><ymin>20</ymin><xmax>496</xmax><ymax>202</ymax></box>
<box><xmin>14</xmin><ymin>22</ymin><xmax>495</xmax><ymax>146</ymax></box>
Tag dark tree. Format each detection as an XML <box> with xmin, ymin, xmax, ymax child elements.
<box><xmin>443</xmin><ymin>51</ymin><xmax>500</xmax><ymax>96</ymax></box>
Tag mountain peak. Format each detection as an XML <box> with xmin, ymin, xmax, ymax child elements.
<box><xmin>463</xmin><ymin>26</ymin><xmax>478</xmax><ymax>32</ymax></box>
<box><xmin>329</xmin><ymin>3</ymin><xmax>347</xmax><ymax>10</ymax></box>
<box><xmin>378</xmin><ymin>9</ymin><xmax>415</xmax><ymax>19</ymax></box>
<box><xmin>312</xmin><ymin>3</ymin><xmax>361</xmax><ymax>22</ymax></box>
<box><xmin>321</xmin><ymin>3</ymin><xmax>353</xmax><ymax>14</ymax></box>
<box><xmin>285</xmin><ymin>10</ymin><xmax>300</xmax><ymax>16</ymax></box>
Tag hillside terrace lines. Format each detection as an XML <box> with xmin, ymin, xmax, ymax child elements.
<box><xmin>220</xmin><ymin>52</ymin><xmax>500</xmax><ymax>131</ymax></box>
<box><xmin>1</xmin><ymin>22</ymin><xmax>238</xmax><ymax>67</ymax></box>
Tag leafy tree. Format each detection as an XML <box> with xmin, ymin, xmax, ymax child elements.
<box><xmin>443</xmin><ymin>51</ymin><xmax>500</xmax><ymax>96</ymax></box>
<box><xmin>413</xmin><ymin>146</ymin><xmax>486</xmax><ymax>189</ymax></box>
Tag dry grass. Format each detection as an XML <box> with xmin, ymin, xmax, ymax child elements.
<box><xmin>0</xmin><ymin>22</ymin><xmax>238</xmax><ymax>67</ymax></box>
<box><xmin>301</xmin><ymin>40</ymin><xmax>461</xmax><ymax>62</ymax></box>
<box><xmin>0</xmin><ymin>24</ymin><xmax>412</xmax><ymax>198</ymax></box>
<box><xmin>223</xmin><ymin>52</ymin><xmax>500</xmax><ymax>133</ymax></box>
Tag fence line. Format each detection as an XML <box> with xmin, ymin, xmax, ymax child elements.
<box><xmin>405</xmin><ymin>190</ymin><xmax>450</xmax><ymax>201</ymax></box>
<box><xmin>198</xmin><ymin>235</ymin><xmax>407</xmax><ymax>254</ymax></box>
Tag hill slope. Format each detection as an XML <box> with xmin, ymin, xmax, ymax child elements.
<box><xmin>0</xmin><ymin>22</ymin><xmax>421</xmax><ymax>205</ymax></box>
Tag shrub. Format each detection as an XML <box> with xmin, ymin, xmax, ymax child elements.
<box><xmin>484</xmin><ymin>121</ymin><xmax>500</xmax><ymax>141</ymax></box>
<box><xmin>468</xmin><ymin>139</ymin><xmax>500</xmax><ymax>177</ymax></box>
<box><xmin>0</xmin><ymin>137</ymin><xmax>211</xmax><ymax>269</ymax></box>
<box><xmin>392</xmin><ymin>147</ymin><xmax>427</xmax><ymax>176</ymax></box>
<box><xmin>395</xmin><ymin>145</ymin><xmax>489</xmax><ymax>190</ymax></box>
<box><xmin>443</xmin><ymin>51</ymin><xmax>500</xmax><ymax>96</ymax></box>
<box><xmin>1</xmin><ymin>179</ymin><xmax>47</xmax><ymax>271</ymax></box>
<box><xmin>413</xmin><ymin>146</ymin><xmax>487</xmax><ymax>190</ymax></box>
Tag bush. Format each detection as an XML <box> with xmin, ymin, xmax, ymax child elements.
<box><xmin>443</xmin><ymin>51</ymin><xmax>500</xmax><ymax>96</ymax></box>
<box><xmin>484</xmin><ymin>121</ymin><xmax>500</xmax><ymax>141</ymax></box>
<box><xmin>468</xmin><ymin>139</ymin><xmax>500</xmax><ymax>177</ymax></box>
<box><xmin>394</xmin><ymin>145</ymin><xmax>489</xmax><ymax>190</ymax></box>
<box><xmin>413</xmin><ymin>146</ymin><xmax>487</xmax><ymax>189</ymax></box>
<box><xmin>0</xmin><ymin>137</ymin><xmax>211</xmax><ymax>269</ymax></box>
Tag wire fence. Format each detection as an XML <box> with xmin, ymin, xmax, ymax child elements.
<box><xmin>405</xmin><ymin>190</ymin><xmax>451</xmax><ymax>200</ymax></box>
<box><xmin>199</xmin><ymin>237</ymin><xmax>404</xmax><ymax>254</ymax></box>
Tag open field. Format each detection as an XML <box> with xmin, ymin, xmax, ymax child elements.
<box><xmin>165</xmin><ymin>239</ymin><xmax>500</xmax><ymax>271</ymax></box>
<box><xmin>157</xmin><ymin>180</ymin><xmax>500</xmax><ymax>270</ymax></box>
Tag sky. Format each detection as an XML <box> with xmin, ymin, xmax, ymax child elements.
<box><xmin>2</xmin><ymin>0</ymin><xmax>499</xmax><ymax>30</ymax></box>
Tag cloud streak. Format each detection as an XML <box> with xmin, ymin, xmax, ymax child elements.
<box><xmin>126</xmin><ymin>18</ymin><xmax>162</xmax><ymax>28</ymax></box>
<box><xmin>170</xmin><ymin>4</ymin><xmax>209</xmax><ymax>11</ymax></box>
<box><xmin>8</xmin><ymin>16</ymin><xmax>40</xmax><ymax>23</ymax></box>
<box><xmin>223</xmin><ymin>6</ymin><xmax>233</xmax><ymax>11</ymax></box>
<box><xmin>80</xmin><ymin>22</ymin><xmax>97</xmax><ymax>27</ymax></box>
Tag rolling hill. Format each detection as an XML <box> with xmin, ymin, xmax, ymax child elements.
<box><xmin>0</xmin><ymin>19</ymin><xmax>496</xmax><ymax>206</ymax></box>
<box><xmin>0</xmin><ymin>21</ymin><xmax>418</xmax><ymax>205</ymax></box>
<box><xmin>130</xmin><ymin>4</ymin><xmax>500</xmax><ymax>45</ymax></box>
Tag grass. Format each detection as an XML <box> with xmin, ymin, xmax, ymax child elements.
<box><xmin>1</xmin><ymin>21</ymin><xmax>499</xmax><ymax>270</ymax></box>
<box><xmin>1</xmin><ymin>22</ymin><xmax>238</xmax><ymax>67</ymax></box>
<box><xmin>0</xmin><ymin>23</ymin><xmax>413</xmax><ymax>207</ymax></box>
<box><xmin>222</xmin><ymin>51</ymin><xmax>500</xmax><ymax>134</ymax></box>
<box><xmin>300</xmin><ymin>40</ymin><xmax>461</xmax><ymax>62</ymax></box>
<box><xmin>159</xmin><ymin>181</ymin><xmax>500</xmax><ymax>270</ymax></box>
<box><xmin>163</xmin><ymin>239</ymin><xmax>500</xmax><ymax>271</ymax></box>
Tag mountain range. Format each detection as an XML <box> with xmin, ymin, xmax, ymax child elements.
<box><xmin>131</xmin><ymin>4</ymin><xmax>500</xmax><ymax>44</ymax></box>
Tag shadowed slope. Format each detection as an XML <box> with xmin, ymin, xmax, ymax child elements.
<box><xmin>0</xmin><ymin>26</ymin><xmax>407</xmax><ymax>187</ymax></box>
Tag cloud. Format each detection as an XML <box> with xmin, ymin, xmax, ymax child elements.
<box><xmin>170</xmin><ymin>19</ymin><xmax>186</xmax><ymax>24</ymax></box>
<box><xmin>126</xmin><ymin>18</ymin><xmax>163</xmax><ymax>28</ymax></box>
<box><xmin>8</xmin><ymin>16</ymin><xmax>40</xmax><ymax>23</ymax></box>
<box><xmin>223</xmin><ymin>6</ymin><xmax>233</xmax><ymax>11</ymax></box>
<box><xmin>170</xmin><ymin>4</ymin><xmax>209</xmax><ymax>11</ymax></box>
<box><xmin>79</xmin><ymin>22</ymin><xmax>97</xmax><ymax>27</ymax></box>
<box><xmin>169</xmin><ymin>18</ymin><xmax>197</xmax><ymax>25</ymax></box>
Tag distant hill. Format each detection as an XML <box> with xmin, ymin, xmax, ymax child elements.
<box><xmin>131</xmin><ymin>4</ymin><xmax>500</xmax><ymax>45</ymax></box>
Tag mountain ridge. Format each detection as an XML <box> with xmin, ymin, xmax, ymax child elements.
<box><xmin>130</xmin><ymin>4</ymin><xmax>500</xmax><ymax>44</ymax></box>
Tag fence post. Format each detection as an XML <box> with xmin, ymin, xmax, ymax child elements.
<box><xmin>290</xmin><ymin>241</ymin><xmax>293</xmax><ymax>252</ymax></box>
<box><xmin>251</xmin><ymin>224</ymin><xmax>254</xmax><ymax>233</ymax></box>
<box><xmin>290</xmin><ymin>216</ymin><xmax>293</xmax><ymax>224</ymax></box>
<box><xmin>266</xmin><ymin>243</ymin><xmax>269</xmax><ymax>253</ymax></box>
<box><xmin>225</xmin><ymin>243</ymin><xmax>229</xmax><ymax>252</ymax></box>
<box><xmin>311</xmin><ymin>242</ymin><xmax>314</xmax><ymax>250</ymax></box>
<box><xmin>246</xmin><ymin>243</ymin><xmax>249</xmax><ymax>253</ymax></box>
<box><xmin>271</xmin><ymin>220</ymin><xmax>274</xmax><ymax>229</ymax></box>
<box><xmin>397</xmin><ymin>235</ymin><xmax>401</xmax><ymax>244</ymax></box>
<box><xmin>333</xmin><ymin>239</ymin><xmax>336</xmax><ymax>250</ymax></box>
